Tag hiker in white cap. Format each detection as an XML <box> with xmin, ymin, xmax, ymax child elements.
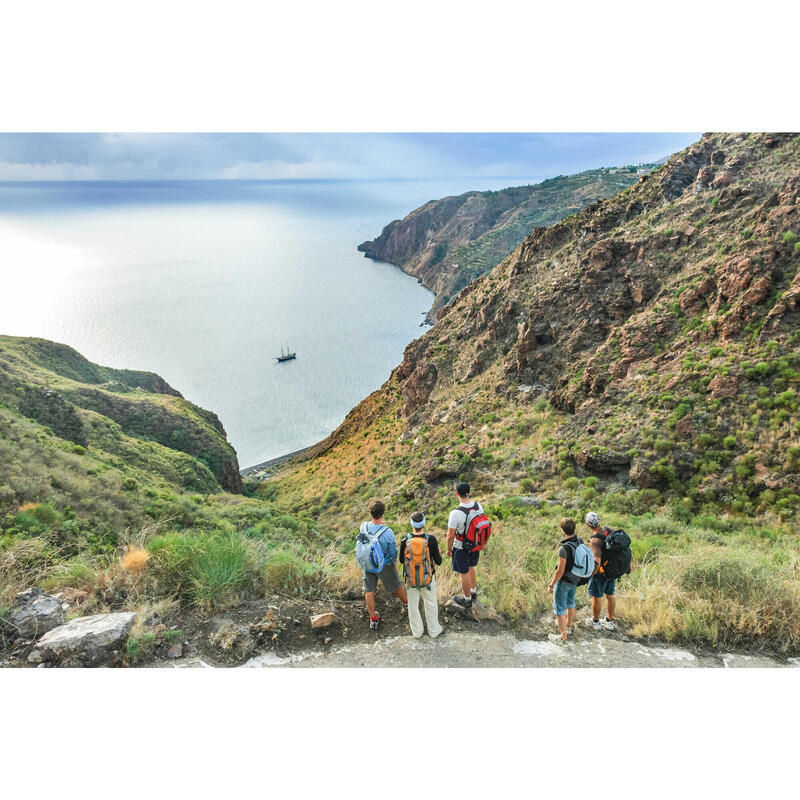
<box><xmin>399</xmin><ymin>511</ymin><xmax>443</xmax><ymax>638</ymax></box>
<box><xmin>584</xmin><ymin>511</ymin><xmax>617</xmax><ymax>631</ymax></box>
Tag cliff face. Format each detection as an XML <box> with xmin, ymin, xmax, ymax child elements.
<box><xmin>279</xmin><ymin>133</ymin><xmax>800</xmax><ymax>523</ymax></box>
<box><xmin>0</xmin><ymin>336</ymin><xmax>242</xmax><ymax>494</ymax></box>
<box><xmin>358</xmin><ymin>166</ymin><xmax>656</xmax><ymax>318</ymax></box>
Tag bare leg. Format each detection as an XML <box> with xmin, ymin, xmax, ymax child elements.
<box><xmin>556</xmin><ymin>614</ymin><xmax>568</xmax><ymax>641</ymax></box>
<box><xmin>459</xmin><ymin>573</ymin><xmax>472</xmax><ymax>597</ymax></box>
<box><xmin>468</xmin><ymin>567</ymin><xmax>477</xmax><ymax>593</ymax></box>
<box><xmin>606</xmin><ymin>595</ymin><xmax>616</xmax><ymax>620</ymax></box>
<box><xmin>394</xmin><ymin>586</ymin><xmax>408</xmax><ymax>604</ymax></box>
<box><xmin>566</xmin><ymin>607</ymin><xmax>576</xmax><ymax>630</ymax></box>
<box><xmin>365</xmin><ymin>591</ymin><xmax>376</xmax><ymax>618</ymax></box>
<box><xmin>591</xmin><ymin>597</ymin><xmax>602</xmax><ymax>621</ymax></box>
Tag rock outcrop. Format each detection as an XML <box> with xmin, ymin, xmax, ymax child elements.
<box><xmin>4</xmin><ymin>588</ymin><xmax>65</xmax><ymax>638</ymax></box>
<box><xmin>27</xmin><ymin>612</ymin><xmax>137</xmax><ymax>666</ymax></box>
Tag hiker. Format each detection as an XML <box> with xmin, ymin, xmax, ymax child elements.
<box><xmin>584</xmin><ymin>511</ymin><xmax>619</xmax><ymax>631</ymax></box>
<box><xmin>356</xmin><ymin>499</ymin><xmax>408</xmax><ymax>629</ymax></box>
<box><xmin>399</xmin><ymin>511</ymin><xmax>443</xmax><ymax>638</ymax></box>
<box><xmin>547</xmin><ymin>517</ymin><xmax>593</xmax><ymax>643</ymax></box>
<box><xmin>446</xmin><ymin>481</ymin><xmax>490</xmax><ymax>612</ymax></box>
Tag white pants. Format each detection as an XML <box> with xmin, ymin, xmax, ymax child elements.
<box><xmin>406</xmin><ymin>578</ymin><xmax>443</xmax><ymax>638</ymax></box>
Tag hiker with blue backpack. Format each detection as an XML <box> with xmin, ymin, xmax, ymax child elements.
<box><xmin>547</xmin><ymin>517</ymin><xmax>595</xmax><ymax>643</ymax></box>
<box><xmin>584</xmin><ymin>511</ymin><xmax>632</xmax><ymax>632</ymax></box>
<box><xmin>398</xmin><ymin>511</ymin><xmax>443</xmax><ymax>638</ymax></box>
<box><xmin>356</xmin><ymin>499</ymin><xmax>408</xmax><ymax>630</ymax></box>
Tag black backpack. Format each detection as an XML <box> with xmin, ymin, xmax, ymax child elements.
<box><xmin>596</xmin><ymin>528</ymin><xmax>632</xmax><ymax>580</ymax></box>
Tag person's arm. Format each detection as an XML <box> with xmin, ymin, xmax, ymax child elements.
<box><xmin>549</xmin><ymin>556</ymin><xmax>567</xmax><ymax>594</ymax></box>
<box><xmin>429</xmin><ymin>535</ymin><xmax>442</xmax><ymax>566</ymax></box>
<box><xmin>589</xmin><ymin>536</ymin><xmax>602</xmax><ymax>575</ymax></box>
<box><xmin>383</xmin><ymin>528</ymin><xmax>398</xmax><ymax>562</ymax></box>
<box><xmin>446</xmin><ymin>527</ymin><xmax>456</xmax><ymax>557</ymax></box>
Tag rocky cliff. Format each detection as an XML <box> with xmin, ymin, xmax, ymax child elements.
<box><xmin>358</xmin><ymin>165</ymin><xmax>656</xmax><ymax>319</ymax></box>
<box><xmin>278</xmin><ymin>133</ymin><xmax>800</xmax><ymax>523</ymax></box>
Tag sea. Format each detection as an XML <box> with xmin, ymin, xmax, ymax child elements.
<box><xmin>0</xmin><ymin>178</ymin><xmax>533</xmax><ymax>468</ymax></box>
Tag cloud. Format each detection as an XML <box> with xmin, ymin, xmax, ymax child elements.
<box><xmin>0</xmin><ymin>133</ymin><xmax>701</xmax><ymax>181</ymax></box>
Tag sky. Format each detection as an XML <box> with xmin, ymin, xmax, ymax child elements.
<box><xmin>0</xmin><ymin>133</ymin><xmax>701</xmax><ymax>182</ymax></box>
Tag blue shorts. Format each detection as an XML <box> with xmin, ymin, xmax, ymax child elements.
<box><xmin>588</xmin><ymin>573</ymin><xmax>616</xmax><ymax>598</ymax></box>
<box><xmin>452</xmin><ymin>548</ymin><xmax>480</xmax><ymax>574</ymax></box>
<box><xmin>553</xmin><ymin>580</ymin><xmax>577</xmax><ymax>616</ymax></box>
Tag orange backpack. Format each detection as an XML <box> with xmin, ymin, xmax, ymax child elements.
<box><xmin>404</xmin><ymin>534</ymin><xmax>433</xmax><ymax>588</ymax></box>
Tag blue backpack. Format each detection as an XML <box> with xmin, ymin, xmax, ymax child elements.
<box><xmin>355</xmin><ymin>524</ymin><xmax>388</xmax><ymax>573</ymax></box>
<box><xmin>562</xmin><ymin>539</ymin><xmax>596</xmax><ymax>585</ymax></box>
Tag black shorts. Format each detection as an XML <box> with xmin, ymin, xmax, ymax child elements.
<box><xmin>452</xmin><ymin>548</ymin><xmax>480</xmax><ymax>574</ymax></box>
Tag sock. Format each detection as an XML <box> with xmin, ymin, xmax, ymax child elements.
<box><xmin>463</xmin><ymin>594</ymin><xmax>472</xmax><ymax>603</ymax></box>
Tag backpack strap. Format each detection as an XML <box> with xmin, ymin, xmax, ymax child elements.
<box><xmin>456</xmin><ymin>504</ymin><xmax>478</xmax><ymax>537</ymax></box>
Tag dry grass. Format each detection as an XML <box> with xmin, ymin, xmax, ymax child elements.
<box><xmin>121</xmin><ymin>546</ymin><xmax>151</xmax><ymax>572</ymax></box>
<box><xmin>621</xmin><ymin>546</ymin><xmax>800</xmax><ymax>652</ymax></box>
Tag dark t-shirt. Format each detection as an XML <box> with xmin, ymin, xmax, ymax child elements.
<box><xmin>558</xmin><ymin>535</ymin><xmax>580</xmax><ymax>575</ymax></box>
<box><xmin>399</xmin><ymin>533</ymin><xmax>442</xmax><ymax>575</ymax></box>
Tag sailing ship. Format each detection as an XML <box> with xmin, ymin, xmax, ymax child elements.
<box><xmin>276</xmin><ymin>343</ymin><xmax>296</xmax><ymax>362</ymax></box>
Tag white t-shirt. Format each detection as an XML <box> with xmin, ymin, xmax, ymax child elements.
<box><xmin>448</xmin><ymin>501</ymin><xmax>484</xmax><ymax>549</ymax></box>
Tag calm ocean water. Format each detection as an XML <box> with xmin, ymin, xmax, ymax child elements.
<box><xmin>0</xmin><ymin>178</ymin><xmax>532</xmax><ymax>467</ymax></box>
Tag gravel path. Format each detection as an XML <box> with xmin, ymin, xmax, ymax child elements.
<box><xmin>171</xmin><ymin>629</ymin><xmax>797</xmax><ymax>669</ymax></box>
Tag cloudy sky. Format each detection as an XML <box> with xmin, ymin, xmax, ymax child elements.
<box><xmin>0</xmin><ymin>133</ymin><xmax>700</xmax><ymax>181</ymax></box>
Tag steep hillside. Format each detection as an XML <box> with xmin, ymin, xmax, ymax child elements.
<box><xmin>0</xmin><ymin>337</ymin><xmax>242</xmax><ymax>494</ymax></box>
<box><xmin>358</xmin><ymin>165</ymin><xmax>657</xmax><ymax>319</ymax></box>
<box><xmin>277</xmin><ymin>133</ymin><xmax>800</xmax><ymax>523</ymax></box>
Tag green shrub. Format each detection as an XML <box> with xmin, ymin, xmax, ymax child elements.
<box><xmin>189</xmin><ymin>532</ymin><xmax>255</xmax><ymax>607</ymax></box>
<box><xmin>639</xmin><ymin>515</ymin><xmax>683</xmax><ymax>537</ymax></box>
<box><xmin>680</xmin><ymin>552</ymin><xmax>767</xmax><ymax>602</ymax></box>
<box><xmin>782</xmin><ymin>231</ymin><xmax>797</xmax><ymax>246</ymax></box>
<box><xmin>263</xmin><ymin>551</ymin><xmax>315</xmax><ymax>593</ymax></box>
<box><xmin>723</xmin><ymin>436</ymin><xmax>737</xmax><ymax>450</ymax></box>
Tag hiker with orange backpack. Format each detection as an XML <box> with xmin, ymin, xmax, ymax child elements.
<box><xmin>446</xmin><ymin>481</ymin><xmax>491</xmax><ymax>613</ymax></box>
<box><xmin>399</xmin><ymin>511</ymin><xmax>443</xmax><ymax>638</ymax></box>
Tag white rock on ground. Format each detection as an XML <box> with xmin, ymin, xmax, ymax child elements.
<box><xmin>310</xmin><ymin>612</ymin><xmax>336</xmax><ymax>629</ymax></box>
<box><xmin>28</xmin><ymin>612</ymin><xmax>137</xmax><ymax>666</ymax></box>
<box><xmin>5</xmin><ymin>588</ymin><xmax>64</xmax><ymax>638</ymax></box>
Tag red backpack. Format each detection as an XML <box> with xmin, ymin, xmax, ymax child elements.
<box><xmin>457</xmin><ymin>504</ymin><xmax>492</xmax><ymax>552</ymax></box>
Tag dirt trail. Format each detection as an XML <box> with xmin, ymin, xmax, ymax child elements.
<box><xmin>172</xmin><ymin>628</ymin><xmax>798</xmax><ymax>669</ymax></box>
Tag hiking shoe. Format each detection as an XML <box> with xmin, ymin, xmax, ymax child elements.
<box><xmin>369</xmin><ymin>613</ymin><xmax>380</xmax><ymax>630</ymax></box>
<box><xmin>470</xmin><ymin>590</ymin><xmax>478</xmax><ymax>603</ymax></box>
<box><xmin>451</xmin><ymin>595</ymin><xmax>473</xmax><ymax>611</ymax></box>
<box><xmin>601</xmin><ymin>618</ymin><xmax>617</xmax><ymax>631</ymax></box>
<box><xmin>548</xmin><ymin>633</ymin><xmax>567</xmax><ymax>645</ymax></box>
<box><xmin>585</xmin><ymin>617</ymin><xmax>602</xmax><ymax>631</ymax></box>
